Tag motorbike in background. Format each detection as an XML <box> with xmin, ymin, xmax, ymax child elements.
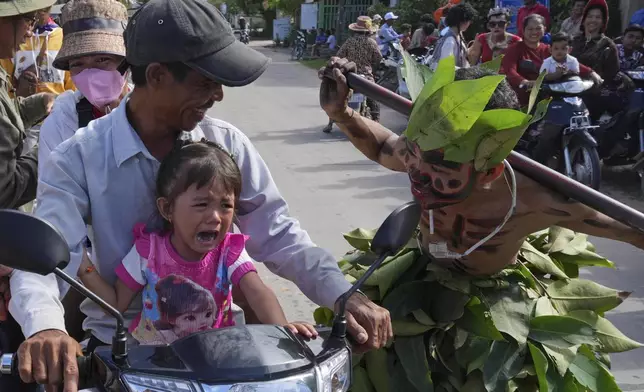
<box><xmin>516</xmin><ymin>75</ymin><xmax>602</xmax><ymax>190</ymax></box>
<box><xmin>291</xmin><ymin>30</ymin><xmax>307</xmax><ymax>61</ymax></box>
<box><xmin>239</xmin><ymin>29</ymin><xmax>250</xmax><ymax>44</ymax></box>
<box><xmin>375</xmin><ymin>42</ymin><xmax>402</xmax><ymax>92</ymax></box>
<box><xmin>596</xmin><ymin>67</ymin><xmax>644</xmax><ymax>194</ymax></box>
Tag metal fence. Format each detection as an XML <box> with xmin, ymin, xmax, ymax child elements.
<box><xmin>317</xmin><ymin>0</ymin><xmax>374</xmax><ymax>32</ymax></box>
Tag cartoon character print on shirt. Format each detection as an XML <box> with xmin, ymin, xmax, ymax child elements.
<box><xmin>214</xmin><ymin>247</ymin><xmax>234</xmax><ymax>326</ymax></box>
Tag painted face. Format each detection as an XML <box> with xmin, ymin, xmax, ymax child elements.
<box><xmin>163</xmin><ymin>180</ymin><xmax>235</xmax><ymax>261</ymax></box>
<box><xmin>403</xmin><ymin>138</ymin><xmax>477</xmax><ymax>210</ymax></box>
<box><xmin>173</xmin><ymin>308</ymin><xmax>215</xmax><ymax>338</ymax></box>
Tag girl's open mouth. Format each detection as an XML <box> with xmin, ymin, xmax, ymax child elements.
<box><xmin>196</xmin><ymin>230</ymin><xmax>218</xmax><ymax>243</ymax></box>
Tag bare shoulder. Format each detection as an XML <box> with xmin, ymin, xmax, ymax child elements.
<box><xmin>514</xmin><ymin>171</ymin><xmax>592</xmax><ymax>221</ymax></box>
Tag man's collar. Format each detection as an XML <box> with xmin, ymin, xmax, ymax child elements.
<box><xmin>111</xmin><ymin>95</ymin><xmax>152</xmax><ymax>167</ymax></box>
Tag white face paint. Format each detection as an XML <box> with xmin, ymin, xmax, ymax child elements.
<box><xmin>422</xmin><ymin>160</ymin><xmax>517</xmax><ymax>260</ymax></box>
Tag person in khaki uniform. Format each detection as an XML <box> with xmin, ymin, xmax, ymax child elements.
<box><xmin>0</xmin><ymin>0</ymin><xmax>55</xmax><ymax>390</ymax></box>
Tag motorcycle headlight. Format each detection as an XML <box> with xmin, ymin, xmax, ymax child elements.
<box><xmin>122</xmin><ymin>349</ymin><xmax>350</xmax><ymax>392</ymax></box>
<box><xmin>122</xmin><ymin>373</ymin><xmax>201</xmax><ymax>391</ymax></box>
<box><xmin>317</xmin><ymin>349</ymin><xmax>351</xmax><ymax>392</ymax></box>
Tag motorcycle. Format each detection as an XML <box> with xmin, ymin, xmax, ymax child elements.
<box><xmin>596</xmin><ymin>67</ymin><xmax>644</xmax><ymax>194</ymax></box>
<box><xmin>239</xmin><ymin>29</ymin><xmax>250</xmax><ymax>45</ymax></box>
<box><xmin>375</xmin><ymin>42</ymin><xmax>402</xmax><ymax>92</ymax></box>
<box><xmin>516</xmin><ymin>75</ymin><xmax>602</xmax><ymax>190</ymax></box>
<box><xmin>0</xmin><ymin>202</ymin><xmax>420</xmax><ymax>392</ymax></box>
<box><xmin>291</xmin><ymin>30</ymin><xmax>307</xmax><ymax>61</ymax></box>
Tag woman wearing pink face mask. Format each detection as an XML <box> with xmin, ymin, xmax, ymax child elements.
<box><xmin>38</xmin><ymin>0</ymin><xmax>129</xmax><ymax>173</ymax></box>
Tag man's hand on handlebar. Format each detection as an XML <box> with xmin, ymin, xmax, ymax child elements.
<box><xmin>590</xmin><ymin>71</ymin><xmax>604</xmax><ymax>86</ymax></box>
<box><xmin>0</xmin><ymin>265</ymin><xmax>12</xmax><ymax>322</ymax></box>
<box><xmin>318</xmin><ymin>57</ymin><xmax>354</xmax><ymax>122</ymax></box>
<box><xmin>17</xmin><ymin>329</ymin><xmax>83</xmax><ymax>392</ymax></box>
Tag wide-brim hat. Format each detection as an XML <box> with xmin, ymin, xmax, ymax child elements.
<box><xmin>0</xmin><ymin>0</ymin><xmax>56</xmax><ymax>17</ymax></box>
<box><xmin>582</xmin><ymin>0</ymin><xmax>609</xmax><ymax>33</ymax></box>
<box><xmin>349</xmin><ymin>16</ymin><xmax>376</xmax><ymax>32</ymax></box>
<box><xmin>53</xmin><ymin>0</ymin><xmax>128</xmax><ymax>70</ymax></box>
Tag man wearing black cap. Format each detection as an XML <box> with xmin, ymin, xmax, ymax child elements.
<box><xmin>10</xmin><ymin>0</ymin><xmax>392</xmax><ymax>389</ymax></box>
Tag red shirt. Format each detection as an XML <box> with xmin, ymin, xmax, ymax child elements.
<box><xmin>477</xmin><ymin>33</ymin><xmax>521</xmax><ymax>63</ymax></box>
<box><xmin>501</xmin><ymin>41</ymin><xmax>592</xmax><ymax>105</ymax></box>
<box><xmin>517</xmin><ymin>3</ymin><xmax>551</xmax><ymax>38</ymax></box>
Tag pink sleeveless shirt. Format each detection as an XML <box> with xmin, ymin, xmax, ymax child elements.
<box><xmin>115</xmin><ymin>224</ymin><xmax>256</xmax><ymax>345</ymax></box>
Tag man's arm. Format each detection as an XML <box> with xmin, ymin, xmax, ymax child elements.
<box><xmin>10</xmin><ymin>144</ymin><xmax>90</xmax><ymax>338</ymax></box>
<box><xmin>0</xmin><ymin>111</ymin><xmax>38</xmax><ymax>209</ymax></box>
<box><xmin>319</xmin><ymin>58</ymin><xmax>405</xmax><ymax>172</ymax></box>
<box><xmin>230</xmin><ymin>131</ymin><xmax>351</xmax><ymax>308</ymax></box>
<box><xmin>546</xmin><ymin>193</ymin><xmax>644</xmax><ymax>251</ymax></box>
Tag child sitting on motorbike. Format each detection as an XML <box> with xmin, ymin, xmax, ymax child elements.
<box><xmin>78</xmin><ymin>140</ymin><xmax>317</xmax><ymax>345</ymax></box>
<box><xmin>616</xmin><ymin>24</ymin><xmax>644</xmax><ymax>72</ymax></box>
<box><xmin>540</xmin><ymin>32</ymin><xmax>582</xmax><ymax>81</ymax></box>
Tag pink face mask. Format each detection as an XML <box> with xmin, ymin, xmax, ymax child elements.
<box><xmin>71</xmin><ymin>68</ymin><xmax>126</xmax><ymax>109</ymax></box>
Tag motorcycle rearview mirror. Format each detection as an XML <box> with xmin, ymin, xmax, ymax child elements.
<box><xmin>329</xmin><ymin>201</ymin><xmax>421</xmax><ymax>341</ymax></box>
<box><xmin>0</xmin><ymin>210</ymin><xmax>128</xmax><ymax>363</ymax></box>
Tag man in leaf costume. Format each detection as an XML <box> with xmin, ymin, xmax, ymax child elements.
<box><xmin>316</xmin><ymin>55</ymin><xmax>644</xmax><ymax>391</ymax></box>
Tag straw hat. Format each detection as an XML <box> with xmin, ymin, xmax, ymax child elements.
<box><xmin>0</xmin><ymin>0</ymin><xmax>56</xmax><ymax>18</ymax></box>
<box><xmin>349</xmin><ymin>16</ymin><xmax>376</xmax><ymax>33</ymax></box>
<box><xmin>53</xmin><ymin>0</ymin><xmax>128</xmax><ymax>70</ymax></box>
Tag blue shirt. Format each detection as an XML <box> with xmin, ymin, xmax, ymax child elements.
<box><xmin>9</xmin><ymin>95</ymin><xmax>351</xmax><ymax>343</ymax></box>
<box><xmin>631</xmin><ymin>8</ymin><xmax>644</xmax><ymax>27</ymax></box>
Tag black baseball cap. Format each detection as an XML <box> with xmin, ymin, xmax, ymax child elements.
<box><xmin>124</xmin><ymin>0</ymin><xmax>270</xmax><ymax>87</ymax></box>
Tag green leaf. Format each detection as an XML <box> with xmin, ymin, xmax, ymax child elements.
<box><xmin>473</xmin><ymin>116</ymin><xmax>530</xmax><ymax>171</ymax></box>
<box><xmin>410</xmin><ymin>55</ymin><xmax>455</xmax><ymax>114</ymax></box>
<box><xmin>407</xmin><ymin>75</ymin><xmax>505</xmax><ymax>152</ymax></box>
<box><xmin>546</xmin><ymin>227</ymin><xmax>576</xmax><ymax>254</ymax></box>
<box><xmin>553</xmin><ymin>252</ymin><xmax>615</xmax><ymax>269</ymax></box>
<box><xmin>365</xmin><ymin>250</ymin><xmax>417</xmax><ymax>298</ymax></box>
<box><xmin>412</xmin><ymin>309</ymin><xmax>436</xmax><ymax>326</ymax></box>
<box><xmin>567</xmin><ymin>310</ymin><xmax>644</xmax><ymax>353</ymax></box>
<box><xmin>535</xmin><ymin>297</ymin><xmax>558</xmax><ymax>317</ymax></box>
<box><xmin>443</xmin><ymin>109</ymin><xmax>527</xmax><ymax>165</ymax></box>
<box><xmin>392</xmin><ymin>318</ymin><xmax>434</xmax><ymax>336</ymax></box>
<box><xmin>365</xmin><ymin>349</ymin><xmax>390</xmax><ymax>392</ymax></box>
<box><xmin>382</xmin><ymin>281</ymin><xmax>431</xmax><ymax>319</ymax></box>
<box><xmin>528</xmin><ymin>98</ymin><xmax>551</xmax><ymax>125</ymax></box>
<box><xmin>388</xmin><ymin>349</ymin><xmax>423</xmax><ymax>392</ymax></box>
<box><xmin>455</xmin><ymin>337</ymin><xmax>491</xmax><ymax>375</ymax></box>
<box><xmin>341</xmin><ymin>250</ymin><xmax>380</xmax><ymax>267</ymax></box>
<box><xmin>482</xmin><ymin>339</ymin><xmax>525</xmax><ymax>392</ymax></box>
<box><xmin>520</xmin><ymin>241</ymin><xmax>568</xmax><ymax>279</ymax></box>
<box><xmin>528</xmin><ymin>342</ymin><xmax>549</xmax><ymax>392</ymax></box>
<box><xmin>461</xmin><ymin>371</ymin><xmax>486</xmax><ymax>392</ymax></box>
<box><xmin>402</xmin><ymin>50</ymin><xmax>436</xmax><ymax>102</ymax></box>
<box><xmin>527</xmin><ymin>70</ymin><xmax>547</xmax><ymax>114</ymax></box>
<box><xmin>479</xmin><ymin>55</ymin><xmax>504</xmax><ymax>72</ymax></box>
<box><xmin>568</xmin><ymin>352</ymin><xmax>621</xmax><ymax>392</ymax></box>
<box><xmin>456</xmin><ymin>299</ymin><xmax>504</xmax><ymax>340</ymax></box>
<box><xmin>529</xmin><ymin>315</ymin><xmax>596</xmax><ymax>348</ymax></box>
<box><xmin>546</xmin><ymin>279</ymin><xmax>630</xmax><ymax>314</ymax></box>
<box><xmin>313</xmin><ymin>307</ymin><xmax>334</xmax><ymax>326</ymax></box>
<box><xmin>395</xmin><ymin>335</ymin><xmax>434</xmax><ymax>392</ymax></box>
<box><xmin>485</xmin><ymin>285</ymin><xmax>536</xmax><ymax>345</ymax></box>
<box><xmin>543</xmin><ymin>344</ymin><xmax>579</xmax><ymax>376</ymax></box>
<box><xmin>353</xmin><ymin>366</ymin><xmax>376</xmax><ymax>392</ymax></box>
<box><xmin>343</xmin><ymin>228</ymin><xmax>377</xmax><ymax>251</ymax></box>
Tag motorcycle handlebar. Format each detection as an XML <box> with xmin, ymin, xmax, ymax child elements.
<box><xmin>0</xmin><ymin>353</ymin><xmax>90</xmax><ymax>383</ymax></box>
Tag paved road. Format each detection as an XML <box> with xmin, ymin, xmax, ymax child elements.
<box><xmin>210</xmin><ymin>42</ymin><xmax>644</xmax><ymax>388</ymax></box>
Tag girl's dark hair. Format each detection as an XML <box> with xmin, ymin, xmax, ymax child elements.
<box><xmin>445</xmin><ymin>3</ymin><xmax>477</xmax><ymax>28</ymax></box>
<box><xmin>156</xmin><ymin>139</ymin><xmax>242</xmax><ymax>224</ymax></box>
<box><xmin>523</xmin><ymin>14</ymin><xmax>546</xmax><ymax>32</ymax></box>
<box><xmin>420</xmin><ymin>13</ymin><xmax>433</xmax><ymax>24</ymax></box>
<box><xmin>625</xmin><ymin>24</ymin><xmax>644</xmax><ymax>36</ymax></box>
<box><xmin>401</xmin><ymin>23</ymin><xmax>412</xmax><ymax>32</ymax></box>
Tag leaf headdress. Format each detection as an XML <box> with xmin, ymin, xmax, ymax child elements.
<box><xmin>401</xmin><ymin>53</ymin><xmax>549</xmax><ymax>171</ymax></box>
